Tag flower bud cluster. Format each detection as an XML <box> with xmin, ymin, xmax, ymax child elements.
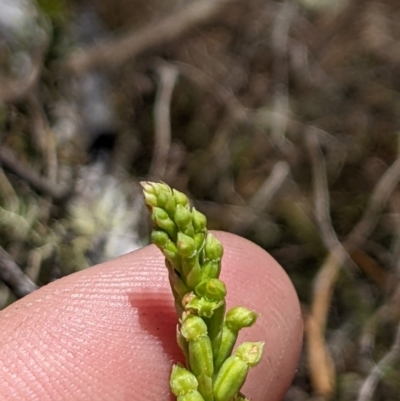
<box><xmin>142</xmin><ymin>182</ymin><xmax>223</xmax><ymax>308</ymax></box>
<box><xmin>142</xmin><ymin>182</ymin><xmax>264</xmax><ymax>401</ymax></box>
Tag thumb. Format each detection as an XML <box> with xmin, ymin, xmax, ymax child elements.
<box><xmin>0</xmin><ymin>232</ymin><xmax>302</xmax><ymax>400</ymax></box>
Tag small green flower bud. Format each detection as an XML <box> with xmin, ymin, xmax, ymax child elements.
<box><xmin>170</xmin><ymin>365</ymin><xmax>198</xmax><ymax>395</ymax></box>
<box><xmin>214</xmin><ymin>326</ymin><xmax>236</xmax><ymax>372</ymax></box>
<box><xmin>157</xmin><ymin>182</ymin><xmax>172</xmax><ymax>193</ymax></box>
<box><xmin>201</xmin><ymin>260</ymin><xmax>221</xmax><ymax>280</ymax></box>
<box><xmin>152</xmin><ymin>207</ymin><xmax>169</xmax><ymax>221</ymax></box>
<box><xmin>213</xmin><ymin>355</ymin><xmax>248</xmax><ymax>401</ymax></box>
<box><xmin>173</xmin><ymin>188</ymin><xmax>189</xmax><ymax>207</ymax></box>
<box><xmin>175</xmin><ymin>204</ymin><xmax>193</xmax><ymax>231</ymax></box>
<box><xmin>204</xmin><ymin>303</ymin><xmax>225</xmax><ymax>356</ymax></box>
<box><xmin>186</xmin><ymin>263</ymin><xmax>202</xmax><ymax>289</ymax></box>
<box><xmin>143</xmin><ymin>191</ymin><xmax>158</xmax><ymax>207</ymax></box>
<box><xmin>204</xmin><ymin>233</ymin><xmax>223</xmax><ymax>261</ymax></box>
<box><xmin>181</xmin><ymin>316</ymin><xmax>214</xmax><ymax>378</ymax></box>
<box><xmin>140</xmin><ymin>181</ymin><xmax>156</xmax><ymax>195</ymax></box>
<box><xmin>151</xmin><ymin>229</ymin><xmax>169</xmax><ymax>248</ymax></box>
<box><xmin>195</xmin><ymin>279</ymin><xmax>226</xmax><ymax>302</ymax></box>
<box><xmin>185</xmin><ymin>295</ymin><xmax>224</xmax><ymax>318</ymax></box>
<box><xmin>235</xmin><ymin>341</ymin><xmax>264</xmax><ymax>367</ymax></box>
<box><xmin>152</xmin><ymin>207</ymin><xmax>177</xmax><ymax>239</ymax></box>
<box><xmin>213</xmin><ymin>342</ymin><xmax>263</xmax><ymax>401</ymax></box>
<box><xmin>189</xmin><ymin>336</ymin><xmax>214</xmax><ymax>379</ymax></box>
<box><xmin>181</xmin><ymin>315</ymin><xmax>208</xmax><ymax>341</ymax></box>
<box><xmin>193</xmin><ymin>233</ymin><xmax>206</xmax><ymax>252</ymax></box>
<box><xmin>163</xmin><ymin>247</ymin><xmax>181</xmax><ymax>269</ymax></box>
<box><xmin>197</xmin><ymin>373</ymin><xmax>213</xmax><ymax>401</ymax></box>
<box><xmin>151</xmin><ymin>182</ymin><xmax>172</xmax><ymax>208</ymax></box>
<box><xmin>165</xmin><ymin>195</ymin><xmax>177</xmax><ymax>217</ymax></box>
<box><xmin>156</xmin><ymin>191</ymin><xmax>169</xmax><ymax>208</ymax></box>
<box><xmin>192</xmin><ymin>208</ymin><xmax>207</xmax><ymax>232</ymax></box>
<box><xmin>182</xmin><ymin>255</ymin><xmax>200</xmax><ymax>280</ymax></box>
<box><xmin>214</xmin><ymin>311</ymin><xmax>259</xmax><ymax>373</ymax></box>
<box><xmin>182</xmin><ymin>292</ymin><xmax>196</xmax><ymax>309</ymax></box>
<box><xmin>226</xmin><ymin>307</ymin><xmax>258</xmax><ymax>332</ymax></box>
<box><xmin>177</xmin><ymin>232</ymin><xmax>197</xmax><ymax>258</ymax></box>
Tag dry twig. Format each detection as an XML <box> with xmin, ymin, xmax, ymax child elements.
<box><xmin>231</xmin><ymin>161</ymin><xmax>291</xmax><ymax>233</ymax></box>
<box><xmin>248</xmin><ymin>161</ymin><xmax>291</xmax><ymax>213</ymax></box>
<box><xmin>305</xmin><ymin>129</ymin><xmax>350</xmax><ymax>398</ymax></box>
<box><xmin>306</xmin><ymin>130</ymin><xmax>400</xmax><ymax>399</ymax></box>
<box><xmin>306</xmin><ymin>128</ymin><xmax>353</xmax><ymax>267</ymax></box>
<box><xmin>66</xmin><ymin>0</ymin><xmax>240</xmax><ymax>74</ymax></box>
<box><xmin>0</xmin><ymin>146</ymin><xmax>70</xmax><ymax>201</ymax></box>
<box><xmin>173</xmin><ymin>61</ymin><xmax>249</xmax><ymax>121</ymax></box>
<box><xmin>0</xmin><ymin>245</ymin><xmax>38</xmax><ymax>298</ymax></box>
<box><xmin>346</xmin><ymin>155</ymin><xmax>400</xmax><ymax>247</ymax></box>
<box><xmin>357</xmin><ymin>322</ymin><xmax>400</xmax><ymax>401</ymax></box>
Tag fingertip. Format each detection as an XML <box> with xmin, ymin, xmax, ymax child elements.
<box><xmin>0</xmin><ymin>233</ymin><xmax>302</xmax><ymax>400</ymax></box>
<box><xmin>0</xmin><ymin>245</ymin><xmax>179</xmax><ymax>400</ymax></box>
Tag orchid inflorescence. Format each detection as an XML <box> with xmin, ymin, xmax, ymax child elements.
<box><xmin>142</xmin><ymin>182</ymin><xmax>264</xmax><ymax>401</ymax></box>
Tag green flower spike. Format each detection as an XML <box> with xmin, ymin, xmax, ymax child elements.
<box><xmin>142</xmin><ymin>182</ymin><xmax>264</xmax><ymax>401</ymax></box>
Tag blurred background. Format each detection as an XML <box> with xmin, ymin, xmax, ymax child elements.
<box><xmin>1</xmin><ymin>0</ymin><xmax>400</xmax><ymax>399</ymax></box>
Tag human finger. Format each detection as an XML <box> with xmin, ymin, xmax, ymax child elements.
<box><xmin>0</xmin><ymin>231</ymin><xmax>302</xmax><ymax>400</ymax></box>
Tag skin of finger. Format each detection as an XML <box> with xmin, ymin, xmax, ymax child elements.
<box><xmin>0</xmin><ymin>232</ymin><xmax>302</xmax><ymax>400</ymax></box>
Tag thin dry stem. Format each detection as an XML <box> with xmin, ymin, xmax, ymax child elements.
<box><xmin>306</xmin><ymin>128</ymin><xmax>353</xmax><ymax>267</ymax></box>
<box><xmin>0</xmin><ymin>245</ymin><xmax>38</xmax><ymax>298</ymax></box>
<box><xmin>231</xmin><ymin>161</ymin><xmax>291</xmax><ymax>233</ymax></box>
<box><xmin>66</xmin><ymin>0</ymin><xmax>239</xmax><ymax>74</ymax></box>
<box><xmin>248</xmin><ymin>161</ymin><xmax>291</xmax><ymax>213</ymax></box>
<box><xmin>357</xmin><ymin>322</ymin><xmax>400</xmax><ymax>401</ymax></box>
<box><xmin>270</xmin><ymin>1</ymin><xmax>297</xmax><ymax>151</ymax></box>
<box><xmin>306</xmin><ymin>132</ymin><xmax>400</xmax><ymax>398</ymax></box>
<box><xmin>346</xmin><ymin>154</ymin><xmax>400</xmax><ymax>247</ymax></box>
<box><xmin>0</xmin><ymin>146</ymin><xmax>70</xmax><ymax>201</ymax></box>
<box><xmin>150</xmin><ymin>64</ymin><xmax>178</xmax><ymax>180</ymax></box>
<box><xmin>173</xmin><ymin>61</ymin><xmax>249</xmax><ymax>121</ymax></box>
